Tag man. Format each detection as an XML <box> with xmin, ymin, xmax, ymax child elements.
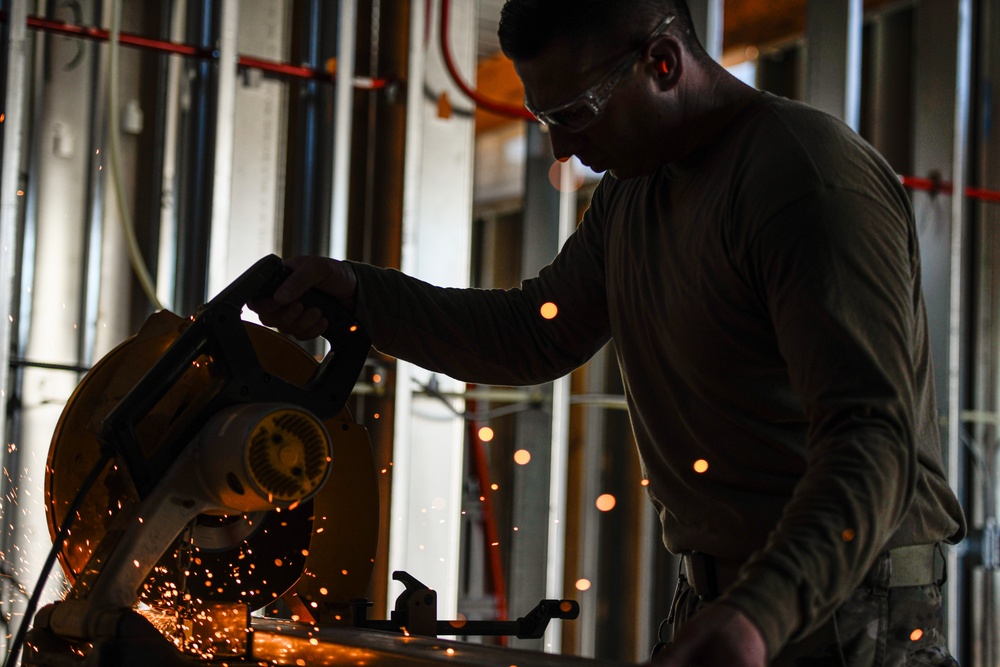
<box><xmin>253</xmin><ymin>1</ymin><xmax>966</xmax><ymax>664</ymax></box>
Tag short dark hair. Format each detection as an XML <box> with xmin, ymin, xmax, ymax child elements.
<box><xmin>498</xmin><ymin>0</ymin><xmax>704</xmax><ymax>62</ymax></box>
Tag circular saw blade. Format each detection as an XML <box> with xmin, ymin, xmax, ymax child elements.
<box><xmin>45</xmin><ymin>310</ymin><xmax>345</xmax><ymax>610</ymax></box>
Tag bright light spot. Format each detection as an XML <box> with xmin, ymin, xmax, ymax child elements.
<box><xmin>16</xmin><ymin>190</ymin><xmax>23</xmax><ymax>197</ymax></box>
<box><xmin>490</xmin><ymin>483</ymin><xmax>499</xmax><ymax>491</ymax></box>
<box><xmin>693</xmin><ymin>459</ymin><xmax>709</xmax><ymax>474</ymax></box>
<box><xmin>449</xmin><ymin>614</ymin><xmax>467</xmax><ymax>629</ymax></box>
<box><xmin>514</xmin><ymin>449</ymin><xmax>531</xmax><ymax>465</ymax></box>
<box><xmin>274</xmin><ymin>558</ymin><xmax>283</xmax><ymax>567</ymax></box>
<box><xmin>547</xmin><ymin>159</ymin><xmax>584</xmax><ymax>192</ymax></box>
<box><xmin>540</xmin><ymin>302</ymin><xmax>558</xmax><ymax>320</ymax></box>
<box><xmin>445</xmin><ymin>648</ymin><xmax>455</xmax><ymax>655</ymax></box>
<box><xmin>374</xmin><ymin>413</ymin><xmax>380</xmax><ymax>419</ymax></box>
<box><xmin>372</xmin><ymin>373</ymin><xmax>382</xmax><ymax>383</ymax></box>
<box><xmin>575</xmin><ymin>578</ymin><xmax>591</xmax><ymax>591</ymax></box>
<box><xmin>595</xmin><ymin>494</ymin><xmax>616</xmax><ymax>512</ymax></box>
<box><xmin>910</xmin><ymin>628</ymin><xmax>923</xmax><ymax>641</ymax></box>
<box><xmin>478</xmin><ymin>426</ymin><xmax>495</xmax><ymax>442</ymax></box>
<box><xmin>842</xmin><ymin>528</ymin><xmax>856</xmax><ymax>542</ymax></box>
<box><xmin>349</xmin><ymin>325</ymin><xmax>358</xmax><ymax>332</ymax></box>
<box><xmin>640</xmin><ymin>478</ymin><xmax>650</xmax><ymax>486</ymax></box>
<box><xmin>559</xmin><ymin>601</ymin><xmax>573</xmax><ymax>613</ymax></box>
<box><xmin>319</xmin><ymin>587</ymin><xmax>328</xmax><ymax>595</ymax></box>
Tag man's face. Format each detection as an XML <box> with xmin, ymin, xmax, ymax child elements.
<box><xmin>515</xmin><ymin>33</ymin><xmax>678</xmax><ymax>180</ymax></box>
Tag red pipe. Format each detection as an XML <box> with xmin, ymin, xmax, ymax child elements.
<box><xmin>465</xmin><ymin>386</ymin><xmax>510</xmax><ymax>634</ymax></box>
<box><xmin>20</xmin><ymin>14</ymin><xmax>1000</xmax><ymax>199</ymax></box>
<box><xmin>21</xmin><ymin>14</ymin><xmax>388</xmax><ymax>89</ymax></box>
<box><xmin>901</xmin><ymin>174</ymin><xmax>1000</xmax><ymax>204</ymax></box>
<box><xmin>439</xmin><ymin>0</ymin><xmax>536</xmax><ymax>122</ymax></box>
<box><xmin>28</xmin><ymin>14</ymin><xmax>211</xmax><ymax>57</ymax></box>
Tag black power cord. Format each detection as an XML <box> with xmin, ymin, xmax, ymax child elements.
<box><xmin>2</xmin><ymin>449</ymin><xmax>113</xmax><ymax>667</ymax></box>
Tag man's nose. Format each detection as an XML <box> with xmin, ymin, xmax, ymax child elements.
<box><xmin>548</xmin><ymin>126</ymin><xmax>578</xmax><ymax>161</ymax></box>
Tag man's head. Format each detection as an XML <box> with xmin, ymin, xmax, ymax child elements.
<box><xmin>498</xmin><ymin>0</ymin><xmax>720</xmax><ymax>179</ymax></box>
<box><xmin>498</xmin><ymin>0</ymin><xmax>708</xmax><ymax>66</ymax></box>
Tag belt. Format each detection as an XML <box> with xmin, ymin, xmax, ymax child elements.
<box><xmin>868</xmin><ymin>543</ymin><xmax>942</xmax><ymax>588</ymax></box>
<box><xmin>682</xmin><ymin>543</ymin><xmax>941</xmax><ymax>600</ymax></box>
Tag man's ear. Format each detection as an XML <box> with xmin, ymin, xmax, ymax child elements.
<box><xmin>647</xmin><ymin>35</ymin><xmax>682</xmax><ymax>90</ymax></box>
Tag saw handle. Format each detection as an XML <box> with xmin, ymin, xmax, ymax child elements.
<box><xmin>253</xmin><ymin>261</ymin><xmax>361</xmax><ymax>350</ymax></box>
<box><xmin>103</xmin><ymin>254</ymin><xmax>371</xmax><ymax>498</ymax></box>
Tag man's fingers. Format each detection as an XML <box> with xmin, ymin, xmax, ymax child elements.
<box><xmin>269</xmin><ymin>302</ymin><xmax>305</xmax><ymax>331</ymax></box>
<box><xmin>294</xmin><ymin>306</ymin><xmax>326</xmax><ymax>335</ymax></box>
<box><xmin>273</xmin><ymin>256</ymin><xmax>332</xmax><ymax>305</ymax></box>
<box><xmin>249</xmin><ymin>296</ymin><xmax>282</xmax><ymax>318</ymax></box>
<box><xmin>246</xmin><ymin>255</ymin><xmax>355</xmax><ymax>341</ymax></box>
<box><xmin>255</xmin><ymin>302</ymin><xmax>329</xmax><ymax>341</ymax></box>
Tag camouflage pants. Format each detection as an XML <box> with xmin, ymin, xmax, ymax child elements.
<box><xmin>660</xmin><ymin>552</ymin><xmax>959</xmax><ymax>666</ymax></box>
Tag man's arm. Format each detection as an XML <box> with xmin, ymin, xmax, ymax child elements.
<box><xmin>253</xmin><ymin>192</ymin><xmax>613</xmax><ymax>386</ymax></box>
<box><xmin>720</xmin><ymin>186</ymin><xmax>921</xmax><ymax>656</ymax></box>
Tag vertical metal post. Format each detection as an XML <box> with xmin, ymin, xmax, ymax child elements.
<box><xmin>912</xmin><ymin>0</ymin><xmax>970</xmax><ymax>660</ymax></box>
<box><xmin>209</xmin><ymin>0</ymin><xmax>290</xmax><ymax>308</ymax></box>
<box><xmin>205</xmin><ymin>0</ymin><xmax>239</xmax><ymax>297</ymax></box>
<box><xmin>330</xmin><ymin>0</ymin><xmax>357</xmax><ymax>261</ymax></box>
<box><xmin>947</xmin><ymin>0</ymin><xmax>973</xmax><ymax>658</ymax></box>
<box><xmin>506</xmin><ymin>122</ymin><xmax>559</xmax><ymax>653</ymax></box>
<box><xmin>685</xmin><ymin>0</ymin><xmax>723</xmax><ymax>62</ymax></box>
<box><xmin>0</xmin><ymin>0</ymin><xmax>27</xmax><ymax>464</ymax></box>
<box><xmin>805</xmin><ymin>0</ymin><xmax>862</xmax><ymax>130</ymax></box>
<box><xmin>390</xmin><ymin>0</ymin><xmax>476</xmax><ymax>623</ymax></box>
<box><xmin>865</xmin><ymin>8</ymin><xmax>914</xmax><ymax>172</ymax></box>
<box><xmin>81</xmin><ymin>0</ymin><xmax>108</xmax><ymax>365</ymax></box>
<box><xmin>0</xmin><ymin>5</ymin><xmax>29</xmax><ymax>646</ymax></box>
<box><xmin>174</xmin><ymin>1</ymin><xmax>218</xmax><ymax>315</ymax></box>
<box><xmin>7</xmin><ymin>0</ymin><xmax>104</xmax><ymax>636</ymax></box>
<box><xmin>542</xmin><ymin>160</ymin><xmax>576</xmax><ymax>653</ymax></box>
<box><xmin>977</xmin><ymin>5</ymin><xmax>1000</xmax><ymax>659</ymax></box>
<box><xmin>571</xmin><ymin>348</ymin><xmax>607</xmax><ymax>658</ymax></box>
<box><xmin>155</xmin><ymin>1</ymin><xmax>188</xmax><ymax>312</ymax></box>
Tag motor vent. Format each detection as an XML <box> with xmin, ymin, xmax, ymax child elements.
<box><xmin>246</xmin><ymin>408</ymin><xmax>331</xmax><ymax>503</ymax></box>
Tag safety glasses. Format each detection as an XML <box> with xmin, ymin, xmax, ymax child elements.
<box><xmin>525</xmin><ymin>15</ymin><xmax>676</xmax><ymax>133</ymax></box>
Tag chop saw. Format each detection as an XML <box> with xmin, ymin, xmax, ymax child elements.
<box><xmin>20</xmin><ymin>255</ymin><xmax>612</xmax><ymax>667</ymax></box>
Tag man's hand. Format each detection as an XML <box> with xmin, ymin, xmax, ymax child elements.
<box><xmin>652</xmin><ymin>603</ymin><xmax>768</xmax><ymax>667</ymax></box>
<box><xmin>249</xmin><ymin>256</ymin><xmax>358</xmax><ymax>340</ymax></box>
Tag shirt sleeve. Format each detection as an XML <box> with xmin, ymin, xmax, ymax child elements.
<box><xmin>722</xmin><ymin>185</ymin><xmax>921</xmax><ymax>656</ymax></box>
<box><xmin>347</xmin><ymin>187</ymin><xmax>613</xmax><ymax>386</ymax></box>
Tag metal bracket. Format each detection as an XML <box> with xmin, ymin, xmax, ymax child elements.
<box><xmin>354</xmin><ymin>570</ymin><xmax>579</xmax><ymax>639</ymax></box>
